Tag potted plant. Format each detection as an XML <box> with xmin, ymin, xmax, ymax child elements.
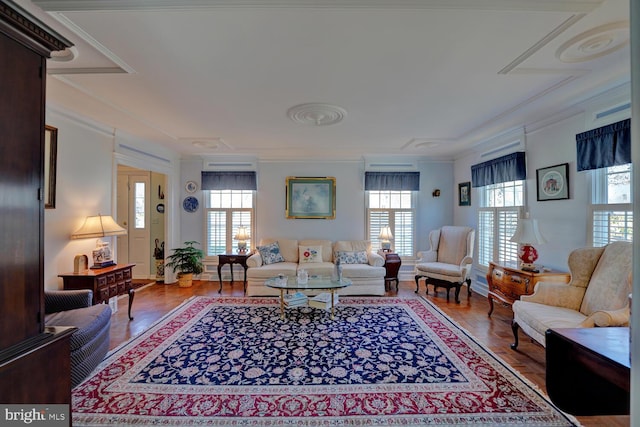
<box><xmin>165</xmin><ymin>241</ymin><xmax>204</xmax><ymax>287</ymax></box>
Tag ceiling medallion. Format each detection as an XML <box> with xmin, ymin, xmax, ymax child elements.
<box><xmin>556</xmin><ymin>21</ymin><xmax>629</xmax><ymax>63</ymax></box>
<box><xmin>287</xmin><ymin>103</ymin><xmax>347</xmax><ymax>126</ymax></box>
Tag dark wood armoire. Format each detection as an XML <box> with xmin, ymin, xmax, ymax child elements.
<box><xmin>0</xmin><ymin>0</ymin><xmax>75</xmax><ymax>407</ymax></box>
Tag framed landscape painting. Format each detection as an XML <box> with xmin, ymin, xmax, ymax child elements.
<box><xmin>536</xmin><ymin>163</ymin><xmax>569</xmax><ymax>201</ymax></box>
<box><xmin>286</xmin><ymin>176</ymin><xmax>336</xmax><ymax>219</ymax></box>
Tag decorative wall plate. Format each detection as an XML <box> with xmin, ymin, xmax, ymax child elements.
<box><xmin>183</xmin><ymin>196</ymin><xmax>199</xmax><ymax>212</ymax></box>
<box><xmin>185</xmin><ymin>181</ymin><xmax>198</xmax><ymax>193</ymax></box>
<box><xmin>156</xmin><ymin>203</ymin><xmax>165</xmax><ymax>213</ymax></box>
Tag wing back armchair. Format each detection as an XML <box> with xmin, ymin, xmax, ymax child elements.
<box><xmin>511</xmin><ymin>240</ymin><xmax>632</xmax><ymax>349</ymax></box>
<box><xmin>414</xmin><ymin>226</ymin><xmax>475</xmax><ymax>303</ymax></box>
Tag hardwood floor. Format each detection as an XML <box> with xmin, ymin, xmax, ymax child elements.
<box><xmin>108</xmin><ymin>280</ymin><xmax>629</xmax><ymax>427</ymax></box>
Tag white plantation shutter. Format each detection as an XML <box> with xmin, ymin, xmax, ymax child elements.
<box><xmin>232</xmin><ymin>210</ymin><xmax>253</xmax><ymax>251</ymax></box>
<box><xmin>497</xmin><ymin>208</ymin><xmax>519</xmax><ymax>263</ymax></box>
<box><xmin>207</xmin><ymin>211</ymin><xmax>226</xmax><ymax>256</ymax></box>
<box><xmin>477</xmin><ymin>209</ymin><xmax>494</xmax><ymax>267</ymax></box>
<box><xmin>591</xmin><ymin>207</ymin><xmax>633</xmax><ymax>247</ymax></box>
<box><xmin>393</xmin><ymin>211</ymin><xmax>413</xmax><ymax>257</ymax></box>
<box><xmin>368</xmin><ymin>211</ymin><xmax>389</xmax><ymax>250</ymax></box>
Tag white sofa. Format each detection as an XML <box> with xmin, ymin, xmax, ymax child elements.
<box><xmin>245</xmin><ymin>238</ymin><xmax>386</xmax><ymax>296</ymax></box>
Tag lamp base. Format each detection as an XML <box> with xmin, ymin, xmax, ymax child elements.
<box><xmin>520</xmin><ymin>263</ymin><xmax>539</xmax><ymax>273</ymax></box>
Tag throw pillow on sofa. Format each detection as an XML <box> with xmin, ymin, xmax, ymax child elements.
<box><xmin>257</xmin><ymin>241</ymin><xmax>285</xmax><ymax>265</ymax></box>
<box><xmin>299</xmin><ymin>246</ymin><xmax>322</xmax><ymax>263</ymax></box>
<box><xmin>335</xmin><ymin>250</ymin><xmax>368</xmax><ymax>264</ymax></box>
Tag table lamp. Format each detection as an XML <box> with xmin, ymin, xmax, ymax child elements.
<box><xmin>234</xmin><ymin>226</ymin><xmax>250</xmax><ymax>254</ymax></box>
<box><xmin>510</xmin><ymin>216</ymin><xmax>546</xmax><ymax>271</ymax></box>
<box><xmin>71</xmin><ymin>214</ymin><xmax>127</xmax><ymax>270</ymax></box>
<box><xmin>379</xmin><ymin>226</ymin><xmax>393</xmax><ymax>251</ymax></box>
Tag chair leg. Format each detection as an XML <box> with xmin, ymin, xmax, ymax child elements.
<box><xmin>466</xmin><ymin>278</ymin><xmax>472</xmax><ymax>296</ymax></box>
<box><xmin>454</xmin><ymin>283</ymin><xmax>462</xmax><ymax>304</ymax></box>
<box><xmin>511</xmin><ymin>320</ymin><xmax>520</xmax><ymax>350</ymax></box>
<box><xmin>414</xmin><ymin>275</ymin><xmax>422</xmax><ymax>293</ymax></box>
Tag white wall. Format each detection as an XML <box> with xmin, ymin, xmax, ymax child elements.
<box><xmin>44</xmin><ymin>107</ymin><xmax>180</xmax><ymax>289</ymax></box>
<box><xmin>179</xmin><ymin>158</ymin><xmax>454</xmax><ymax>258</ymax></box>
<box><xmin>453</xmin><ymin>84</ymin><xmax>630</xmax><ymax>295</ymax></box>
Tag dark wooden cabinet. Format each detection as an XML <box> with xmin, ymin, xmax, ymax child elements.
<box><xmin>546</xmin><ymin>327</ymin><xmax>630</xmax><ymax>415</ymax></box>
<box><xmin>0</xmin><ymin>0</ymin><xmax>73</xmax><ymax>408</ymax></box>
<box><xmin>486</xmin><ymin>262</ymin><xmax>570</xmax><ymax>316</ymax></box>
<box><xmin>59</xmin><ymin>264</ymin><xmax>136</xmax><ymax>320</ymax></box>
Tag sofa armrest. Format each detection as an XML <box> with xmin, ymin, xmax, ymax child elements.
<box><xmin>416</xmin><ymin>250</ymin><xmax>437</xmax><ymax>263</ymax></box>
<box><xmin>579</xmin><ymin>307</ymin><xmax>630</xmax><ymax>327</ymax></box>
<box><xmin>520</xmin><ymin>282</ymin><xmax>585</xmax><ymax>311</ymax></box>
<box><xmin>45</xmin><ymin>290</ymin><xmax>93</xmax><ymax>314</ymax></box>
<box><xmin>368</xmin><ymin>251</ymin><xmax>384</xmax><ymax>267</ymax></box>
<box><xmin>246</xmin><ymin>252</ymin><xmax>263</xmax><ymax>268</ymax></box>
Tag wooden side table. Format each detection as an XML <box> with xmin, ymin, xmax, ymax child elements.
<box><xmin>380</xmin><ymin>251</ymin><xmax>401</xmax><ymax>291</ymax></box>
<box><xmin>59</xmin><ymin>263</ymin><xmax>136</xmax><ymax>320</ymax></box>
<box><xmin>486</xmin><ymin>262</ymin><xmax>570</xmax><ymax>316</ymax></box>
<box><xmin>217</xmin><ymin>253</ymin><xmax>250</xmax><ymax>293</ymax></box>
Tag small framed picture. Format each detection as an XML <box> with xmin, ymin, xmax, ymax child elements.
<box><xmin>458</xmin><ymin>182</ymin><xmax>471</xmax><ymax>206</ymax></box>
<box><xmin>536</xmin><ymin>163</ymin><xmax>569</xmax><ymax>201</ymax></box>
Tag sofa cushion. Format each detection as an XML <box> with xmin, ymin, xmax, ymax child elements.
<box><xmin>580</xmin><ymin>241</ymin><xmax>632</xmax><ymax>316</ymax></box>
<box><xmin>299</xmin><ymin>245</ymin><xmax>323</xmax><ymax>263</ymax></box>
<box><xmin>335</xmin><ymin>250</ymin><xmax>368</xmax><ymax>264</ymax></box>
<box><xmin>246</xmin><ymin>262</ymin><xmax>298</xmax><ymax>279</ymax></box>
<box><xmin>301</xmin><ymin>262</ymin><xmax>335</xmax><ymax>277</ymax></box>
<box><xmin>257</xmin><ymin>241</ymin><xmax>285</xmax><ymax>265</ymax></box>
<box><xmin>341</xmin><ymin>264</ymin><xmax>386</xmax><ymax>279</ymax></box>
<box><xmin>333</xmin><ymin>240</ymin><xmax>371</xmax><ymax>256</ymax></box>
<box><xmin>299</xmin><ymin>239</ymin><xmax>333</xmax><ymax>262</ymax></box>
<box><xmin>260</xmin><ymin>238</ymin><xmax>299</xmax><ymax>262</ymax></box>
<box><xmin>45</xmin><ymin>304</ymin><xmax>112</xmax><ymax>353</ymax></box>
<box><xmin>513</xmin><ymin>300</ymin><xmax>588</xmax><ymax>336</ymax></box>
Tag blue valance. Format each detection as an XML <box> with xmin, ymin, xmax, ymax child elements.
<box><xmin>471</xmin><ymin>152</ymin><xmax>526</xmax><ymax>188</ymax></box>
<box><xmin>364</xmin><ymin>172</ymin><xmax>420</xmax><ymax>191</ymax></box>
<box><xmin>576</xmin><ymin>119</ymin><xmax>631</xmax><ymax>171</ymax></box>
<box><xmin>201</xmin><ymin>171</ymin><xmax>257</xmax><ymax>190</ymax></box>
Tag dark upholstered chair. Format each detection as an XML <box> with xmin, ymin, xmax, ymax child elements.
<box><xmin>45</xmin><ymin>290</ymin><xmax>111</xmax><ymax>387</ymax></box>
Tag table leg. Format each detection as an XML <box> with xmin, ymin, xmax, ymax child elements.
<box><xmin>217</xmin><ymin>264</ymin><xmax>223</xmax><ymax>293</ymax></box>
<box><xmin>330</xmin><ymin>290</ymin><xmax>335</xmax><ymax>320</ymax></box>
<box><xmin>229</xmin><ymin>263</ymin><xmax>234</xmax><ymax>285</ymax></box>
<box><xmin>127</xmin><ymin>289</ymin><xmax>135</xmax><ymax>320</ymax></box>
<box><xmin>279</xmin><ymin>289</ymin><xmax>285</xmax><ymax>320</ymax></box>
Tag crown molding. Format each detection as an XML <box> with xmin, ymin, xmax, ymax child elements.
<box><xmin>33</xmin><ymin>0</ymin><xmax>603</xmax><ymax>12</ymax></box>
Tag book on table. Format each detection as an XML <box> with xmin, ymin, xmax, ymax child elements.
<box><xmin>283</xmin><ymin>292</ymin><xmax>308</xmax><ymax>307</ymax></box>
<box><xmin>308</xmin><ymin>292</ymin><xmax>339</xmax><ymax>310</ymax></box>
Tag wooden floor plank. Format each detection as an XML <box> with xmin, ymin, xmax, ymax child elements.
<box><xmin>107</xmin><ymin>280</ymin><xmax>629</xmax><ymax>427</ymax></box>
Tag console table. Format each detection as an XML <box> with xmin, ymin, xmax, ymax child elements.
<box><xmin>59</xmin><ymin>263</ymin><xmax>136</xmax><ymax>320</ymax></box>
<box><xmin>217</xmin><ymin>254</ymin><xmax>250</xmax><ymax>293</ymax></box>
<box><xmin>486</xmin><ymin>262</ymin><xmax>570</xmax><ymax>316</ymax></box>
<box><xmin>545</xmin><ymin>327</ymin><xmax>630</xmax><ymax>415</ymax></box>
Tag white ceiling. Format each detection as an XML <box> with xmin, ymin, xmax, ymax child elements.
<box><xmin>19</xmin><ymin>0</ymin><xmax>630</xmax><ymax>160</ymax></box>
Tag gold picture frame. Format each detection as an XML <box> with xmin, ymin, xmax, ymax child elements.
<box><xmin>44</xmin><ymin>125</ymin><xmax>58</xmax><ymax>209</ymax></box>
<box><xmin>285</xmin><ymin>176</ymin><xmax>336</xmax><ymax>219</ymax></box>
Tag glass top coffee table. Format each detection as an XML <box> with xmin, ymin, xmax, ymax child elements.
<box><xmin>265</xmin><ymin>276</ymin><xmax>352</xmax><ymax>320</ymax></box>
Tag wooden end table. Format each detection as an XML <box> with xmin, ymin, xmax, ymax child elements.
<box><xmin>381</xmin><ymin>251</ymin><xmax>401</xmax><ymax>291</ymax></box>
<box><xmin>217</xmin><ymin>253</ymin><xmax>250</xmax><ymax>293</ymax></box>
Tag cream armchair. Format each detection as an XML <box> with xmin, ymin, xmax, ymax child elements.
<box><xmin>414</xmin><ymin>226</ymin><xmax>475</xmax><ymax>304</ymax></box>
<box><xmin>511</xmin><ymin>241</ymin><xmax>632</xmax><ymax>349</ymax></box>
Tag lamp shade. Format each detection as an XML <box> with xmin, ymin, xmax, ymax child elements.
<box><xmin>234</xmin><ymin>226</ymin><xmax>250</xmax><ymax>241</ymax></box>
<box><xmin>379</xmin><ymin>226</ymin><xmax>393</xmax><ymax>241</ymax></box>
<box><xmin>71</xmin><ymin>214</ymin><xmax>127</xmax><ymax>239</ymax></box>
<box><xmin>510</xmin><ymin>218</ymin><xmax>546</xmax><ymax>245</ymax></box>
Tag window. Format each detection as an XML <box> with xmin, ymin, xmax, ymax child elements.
<box><xmin>134</xmin><ymin>182</ymin><xmax>145</xmax><ymax>229</ymax></box>
<box><xmin>367</xmin><ymin>190</ymin><xmax>415</xmax><ymax>257</ymax></box>
<box><xmin>589</xmin><ymin>164</ymin><xmax>632</xmax><ymax>246</ymax></box>
<box><xmin>205</xmin><ymin>190</ymin><xmax>255</xmax><ymax>256</ymax></box>
<box><xmin>477</xmin><ymin>180</ymin><xmax>524</xmax><ymax>267</ymax></box>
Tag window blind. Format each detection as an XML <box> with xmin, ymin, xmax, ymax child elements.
<box><xmin>576</xmin><ymin>119</ymin><xmax>631</xmax><ymax>172</ymax></box>
<box><xmin>471</xmin><ymin>152</ymin><xmax>526</xmax><ymax>188</ymax></box>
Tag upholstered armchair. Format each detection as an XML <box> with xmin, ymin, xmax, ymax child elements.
<box><xmin>511</xmin><ymin>241</ymin><xmax>632</xmax><ymax>349</ymax></box>
<box><xmin>414</xmin><ymin>226</ymin><xmax>475</xmax><ymax>303</ymax></box>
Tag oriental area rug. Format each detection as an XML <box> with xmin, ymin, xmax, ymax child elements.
<box><xmin>72</xmin><ymin>296</ymin><xmax>580</xmax><ymax>426</ymax></box>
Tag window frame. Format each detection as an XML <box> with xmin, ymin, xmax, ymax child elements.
<box><xmin>588</xmin><ymin>164</ymin><xmax>632</xmax><ymax>247</ymax></box>
<box><xmin>203</xmin><ymin>189</ymin><xmax>256</xmax><ymax>258</ymax></box>
<box><xmin>365</xmin><ymin>190</ymin><xmax>416</xmax><ymax>258</ymax></box>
